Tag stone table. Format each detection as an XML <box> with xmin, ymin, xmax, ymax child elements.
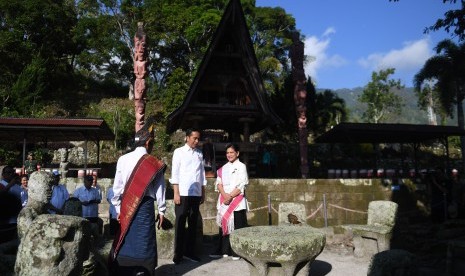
<box><xmin>230</xmin><ymin>225</ymin><xmax>326</xmax><ymax>276</ymax></box>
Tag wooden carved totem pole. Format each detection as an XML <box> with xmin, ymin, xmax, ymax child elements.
<box><xmin>290</xmin><ymin>32</ymin><xmax>309</xmax><ymax>178</ymax></box>
<box><xmin>134</xmin><ymin>22</ymin><xmax>147</xmax><ymax>132</ymax></box>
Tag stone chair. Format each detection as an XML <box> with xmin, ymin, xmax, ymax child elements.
<box><xmin>343</xmin><ymin>200</ymin><xmax>398</xmax><ymax>258</ymax></box>
<box><xmin>278</xmin><ymin>202</ymin><xmax>306</xmax><ymax>225</ymax></box>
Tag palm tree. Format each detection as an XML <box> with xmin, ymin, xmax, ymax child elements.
<box><xmin>307</xmin><ymin>80</ymin><xmax>347</xmax><ymax>137</ymax></box>
<box><xmin>414</xmin><ymin>39</ymin><xmax>465</xmax><ymax>169</ymax></box>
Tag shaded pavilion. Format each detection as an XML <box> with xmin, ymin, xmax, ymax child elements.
<box><xmin>314</xmin><ymin>122</ymin><xmax>465</xmax><ymax>175</ymax></box>
<box><xmin>0</xmin><ymin>117</ymin><xmax>115</xmax><ymax>167</ymax></box>
<box><xmin>166</xmin><ymin>0</ymin><xmax>281</xmax><ymax>171</ymax></box>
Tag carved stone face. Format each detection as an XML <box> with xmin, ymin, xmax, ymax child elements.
<box><xmin>28</xmin><ymin>171</ymin><xmax>53</xmax><ymax>204</ymax></box>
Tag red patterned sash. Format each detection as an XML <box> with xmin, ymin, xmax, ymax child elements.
<box><xmin>111</xmin><ymin>154</ymin><xmax>165</xmax><ymax>261</ymax></box>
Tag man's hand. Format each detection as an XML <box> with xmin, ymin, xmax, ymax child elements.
<box><xmin>173</xmin><ymin>184</ymin><xmax>181</xmax><ymax>205</ymax></box>
<box><xmin>200</xmin><ymin>194</ymin><xmax>205</xmax><ymax>205</ymax></box>
<box><xmin>174</xmin><ymin>194</ymin><xmax>181</xmax><ymax>205</ymax></box>
<box><xmin>157</xmin><ymin>215</ymin><xmax>164</xmax><ymax>230</ymax></box>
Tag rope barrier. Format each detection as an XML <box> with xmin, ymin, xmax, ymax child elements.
<box><xmin>249</xmin><ymin>205</ymin><xmax>269</xmax><ymax>212</ymax></box>
<box><xmin>202</xmin><ymin>199</ymin><xmax>441</xmax><ymax>221</ymax></box>
<box><xmin>328</xmin><ymin>203</ymin><xmax>368</xmax><ymax>214</ymax></box>
<box><xmin>307</xmin><ymin>204</ymin><xmax>323</xmax><ymax>219</ymax></box>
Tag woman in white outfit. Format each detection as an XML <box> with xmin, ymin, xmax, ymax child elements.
<box><xmin>209</xmin><ymin>143</ymin><xmax>248</xmax><ymax>260</ymax></box>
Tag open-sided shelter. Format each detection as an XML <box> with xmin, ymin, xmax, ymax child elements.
<box><xmin>315</xmin><ymin>122</ymin><xmax>465</xmax><ymax>174</ymax></box>
<box><xmin>0</xmin><ymin>117</ymin><xmax>115</xmax><ymax>167</ymax></box>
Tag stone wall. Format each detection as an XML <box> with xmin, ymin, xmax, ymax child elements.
<box><xmin>63</xmin><ymin>177</ymin><xmax>391</xmax><ymax>235</ymax></box>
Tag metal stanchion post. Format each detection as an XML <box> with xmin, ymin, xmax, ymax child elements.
<box><xmin>268</xmin><ymin>194</ymin><xmax>272</xmax><ymax>225</ymax></box>
<box><xmin>323</xmin><ymin>194</ymin><xmax>328</xmax><ymax>228</ymax></box>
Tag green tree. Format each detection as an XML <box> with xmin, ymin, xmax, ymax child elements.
<box><xmin>358</xmin><ymin>68</ymin><xmax>404</xmax><ymax>123</ymax></box>
<box><xmin>249</xmin><ymin>5</ymin><xmax>296</xmax><ymax>94</ymax></box>
<box><xmin>308</xmin><ymin>87</ymin><xmax>347</xmax><ymax>136</ymax></box>
<box><xmin>414</xmin><ymin>39</ymin><xmax>465</xmax><ymax>169</ymax></box>
<box><xmin>0</xmin><ymin>0</ymin><xmax>80</xmax><ymax>113</ymax></box>
<box><xmin>414</xmin><ymin>82</ymin><xmax>449</xmax><ymax>125</ymax></box>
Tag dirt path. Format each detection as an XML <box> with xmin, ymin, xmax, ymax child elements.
<box><xmin>156</xmin><ymin>245</ymin><xmax>370</xmax><ymax>276</ymax></box>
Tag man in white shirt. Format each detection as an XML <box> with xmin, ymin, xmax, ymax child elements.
<box><xmin>170</xmin><ymin>128</ymin><xmax>206</xmax><ymax>264</ymax></box>
<box><xmin>109</xmin><ymin>117</ymin><xmax>166</xmax><ymax>276</ymax></box>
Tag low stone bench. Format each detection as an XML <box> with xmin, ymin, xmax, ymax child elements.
<box><xmin>343</xmin><ymin>200</ymin><xmax>398</xmax><ymax>258</ymax></box>
<box><xmin>230</xmin><ymin>225</ymin><xmax>325</xmax><ymax>276</ymax></box>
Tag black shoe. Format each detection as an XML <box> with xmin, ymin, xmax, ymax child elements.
<box><xmin>184</xmin><ymin>254</ymin><xmax>201</xmax><ymax>263</ymax></box>
<box><xmin>172</xmin><ymin>255</ymin><xmax>183</xmax><ymax>264</ymax></box>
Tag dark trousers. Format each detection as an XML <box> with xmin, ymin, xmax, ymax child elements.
<box><xmin>109</xmin><ymin>218</ymin><xmax>119</xmax><ymax>236</ymax></box>
<box><xmin>174</xmin><ymin>196</ymin><xmax>201</xmax><ymax>257</ymax></box>
<box><xmin>216</xmin><ymin>209</ymin><xmax>247</xmax><ymax>256</ymax></box>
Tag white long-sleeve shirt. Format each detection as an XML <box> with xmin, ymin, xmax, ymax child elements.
<box><xmin>169</xmin><ymin>144</ymin><xmax>207</xmax><ymax>196</ymax></box>
<box><xmin>215</xmin><ymin>159</ymin><xmax>249</xmax><ymax>211</ymax></box>
<box><xmin>111</xmin><ymin>147</ymin><xmax>166</xmax><ymax>215</ymax></box>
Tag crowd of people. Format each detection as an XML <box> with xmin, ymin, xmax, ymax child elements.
<box><xmin>0</xmin><ymin>164</ymin><xmax>106</xmax><ymax>243</ymax></box>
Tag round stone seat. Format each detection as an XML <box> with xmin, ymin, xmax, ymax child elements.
<box><xmin>230</xmin><ymin>225</ymin><xmax>326</xmax><ymax>276</ymax></box>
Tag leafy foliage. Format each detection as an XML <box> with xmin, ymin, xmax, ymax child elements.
<box><xmin>358</xmin><ymin>68</ymin><xmax>404</xmax><ymax>123</ymax></box>
<box><xmin>425</xmin><ymin>0</ymin><xmax>465</xmax><ymax>42</ymax></box>
<box><xmin>414</xmin><ymin>82</ymin><xmax>449</xmax><ymax>125</ymax></box>
<box><xmin>414</xmin><ymin>39</ymin><xmax>465</xmax><ymax>169</ymax></box>
<box><xmin>390</xmin><ymin>0</ymin><xmax>465</xmax><ymax>41</ymax></box>
<box><xmin>308</xmin><ymin>87</ymin><xmax>347</xmax><ymax>136</ymax></box>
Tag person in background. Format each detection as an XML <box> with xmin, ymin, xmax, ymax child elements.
<box><xmin>170</xmin><ymin>128</ymin><xmax>206</xmax><ymax>264</ymax></box>
<box><xmin>90</xmin><ymin>171</ymin><xmax>104</xmax><ymax>233</ymax></box>
<box><xmin>0</xmin><ymin>166</ymin><xmax>23</xmax><ymax>242</ymax></box>
<box><xmin>91</xmin><ymin>171</ymin><xmax>102</xmax><ymax>198</ymax></box>
<box><xmin>48</xmin><ymin>170</ymin><xmax>69</xmax><ymax>214</ymax></box>
<box><xmin>1</xmin><ymin>166</ymin><xmax>22</xmax><ymax>200</ymax></box>
<box><xmin>106</xmin><ymin>186</ymin><xmax>118</xmax><ymax>236</ymax></box>
<box><xmin>209</xmin><ymin>143</ymin><xmax>248</xmax><ymax>261</ymax></box>
<box><xmin>23</xmin><ymin>152</ymin><xmax>38</xmax><ymax>176</ymax></box>
<box><xmin>20</xmin><ymin>174</ymin><xmax>28</xmax><ymax>207</ymax></box>
<box><xmin>73</xmin><ymin>175</ymin><xmax>102</xmax><ymax>232</ymax></box>
<box><xmin>109</xmin><ymin>117</ymin><xmax>166</xmax><ymax>276</ymax></box>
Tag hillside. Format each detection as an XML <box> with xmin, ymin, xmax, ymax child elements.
<box><xmin>326</xmin><ymin>87</ymin><xmax>455</xmax><ymax>125</ymax></box>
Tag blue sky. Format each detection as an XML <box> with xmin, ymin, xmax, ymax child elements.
<box><xmin>255</xmin><ymin>0</ymin><xmax>461</xmax><ymax>90</ymax></box>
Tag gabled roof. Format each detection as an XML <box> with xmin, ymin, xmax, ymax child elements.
<box><xmin>167</xmin><ymin>0</ymin><xmax>282</xmax><ymax>133</ymax></box>
<box><xmin>0</xmin><ymin>117</ymin><xmax>115</xmax><ymax>142</ymax></box>
<box><xmin>314</xmin><ymin>122</ymin><xmax>465</xmax><ymax>144</ymax></box>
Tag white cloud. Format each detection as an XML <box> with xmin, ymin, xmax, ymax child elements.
<box><xmin>304</xmin><ymin>27</ymin><xmax>347</xmax><ymax>83</ymax></box>
<box><xmin>322</xmin><ymin>27</ymin><xmax>336</xmax><ymax>37</ymax></box>
<box><xmin>358</xmin><ymin>38</ymin><xmax>433</xmax><ymax>72</ymax></box>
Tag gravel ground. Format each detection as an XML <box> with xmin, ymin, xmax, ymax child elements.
<box><xmin>155</xmin><ymin>243</ymin><xmax>369</xmax><ymax>276</ymax></box>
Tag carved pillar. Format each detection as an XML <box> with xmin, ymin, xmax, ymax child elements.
<box><xmin>290</xmin><ymin>32</ymin><xmax>309</xmax><ymax>178</ymax></box>
<box><xmin>134</xmin><ymin>22</ymin><xmax>148</xmax><ymax>132</ymax></box>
